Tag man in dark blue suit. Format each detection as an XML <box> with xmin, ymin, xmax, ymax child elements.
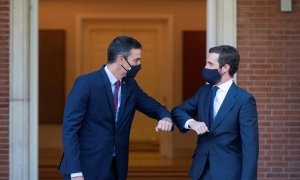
<box><xmin>172</xmin><ymin>45</ymin><xmax>259</xmax><ymax>180</ymax></box>
<box><xmin>59</xmin><ymin>36</ymin><xmax>173</xmax><ymax>180</ymax></box>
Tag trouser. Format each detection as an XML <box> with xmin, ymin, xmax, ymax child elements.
<box><xmin>104</xmin><ymin>157</ymin><xmax>119</xmax><ymax>180</ymax></box>
<box><xmin>199</xmin><ymin>160</ymin><xmax>212</xmax><ymax>180</ymax></box>
<box><xmin>63</xmin><ymin>157</ymin><xmax>119</xmax><ymax>180</ymax></box>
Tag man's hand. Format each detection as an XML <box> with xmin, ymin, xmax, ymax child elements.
<box><xmin>71</xmin><ymin>176</ymin><xmax>84</xmax><ymax>180</ymax></box>
<box><xmin>189</xmin><ymin>121</ymin><xmax>209</xmax><ymax>135</ymax></box>
<box><xmin>155</xmin><ymin>118</ymin><xmax>173</xmax><ymax>132</ymax></box>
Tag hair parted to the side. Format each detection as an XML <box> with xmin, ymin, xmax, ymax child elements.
<box><xmin>209</xmin><ymin>45</ymin><xmax>240</xmax><ymax>77</ymax></box>
<box><xmin>107</xmin><ymin>36</ymin><xmax>142</xmax><ymax>64</ymax></box>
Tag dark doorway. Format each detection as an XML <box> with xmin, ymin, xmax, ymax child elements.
<box><xmin>39</xmin><ymin>30</ymin><xmax>65</xmax><ymax>124</ymax></box>
<box><xmin>39</xmin><ymin>30</ymin><xmax>65</xmax><ymax>179</ymax></box>
<box><xmin>182</xmin><ymin>31</ymin><xmax>206</xmax><ymax>101</ymax></box>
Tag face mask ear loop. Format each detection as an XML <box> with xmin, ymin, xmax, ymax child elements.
<box><xmin>119</xmin><ymin>56</ymin><xmax>130</xmax><ymax>71</ymax></box>
<box><xmin>123</xmin><ymin>56</ymin><xmax>132</xmax><ymax>70</ymax></box>
<box><xmin>121</xmin><ymin>64</ymin><xmax>129</xmax><ymax>72</ymax></box>
<box><xmin>219</xmin><ymin>64</ymin><xmax>228</xmax><ymax>76</ymax></box>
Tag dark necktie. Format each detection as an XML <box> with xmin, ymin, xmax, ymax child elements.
<box><xmin>113</xmin><ymin>80</ymin><xmax>120</xmax><ymax>112</ymax></box>
<box><xmin>209</xmin><ymin>86</ymin><xmax>219</xmax><ymax>127</ymax></box>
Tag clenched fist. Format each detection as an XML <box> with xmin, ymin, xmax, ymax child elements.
<box><xmin>155</xmin><ymin>118</ymin><xmax>173</xmax><ymax>132</ymax></box>
<box><xmin>188</xmin><ymin>120</ymin><xmax>209</xmax><ymax>135</ymax></box>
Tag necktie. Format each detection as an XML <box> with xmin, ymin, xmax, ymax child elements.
<box><xmin>113</xmin><ymin>80</ymin><xmax>120</xmax><ymax>112</ymax></box>
<box><xmin>209</xmin><ymin>86</ymin><xmax>219</xmax><ymax>127</ymax></box>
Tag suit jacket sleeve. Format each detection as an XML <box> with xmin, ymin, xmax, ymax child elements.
<box><xmin>171</xmin><ymin>88</ymin><xmax>201</xmax><ymax>133</ymax></box>
<box><xmin>239</xmin><ymin>94</ymin><xmax>259</xmax><ymax>180</ymax></box>
<box><xmin>135</xmin><ymin>83</ymin><xmax>171</xmax><ymax>120</ymax></box>
<box><xmin>62</xmin><ymin>76</ymin><xmax>89</xmax><ymax>174</ymax></box>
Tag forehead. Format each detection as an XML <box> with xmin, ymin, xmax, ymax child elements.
<box><xmin>129</xmin><ymin>48</ymin><xmax>142</xmax><ymax>57</ymax></box>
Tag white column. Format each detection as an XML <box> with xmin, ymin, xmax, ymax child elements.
<box><xmin>207</xmin><ymin>0</ymin><xmax>217</xmax><ymax>52</ymax></box>
<box><xmin>206</xmin><ymin>0</ymin><xmax>237</xmax><ymax>82</ymax></box>
<box><xmin>9</xmin><ymin>0</ymin><xmax>38</xmax><ymax>179</ymax></box>
<box><xmin>29</xmin><ymin>0</ymin><xmax>39</xmax><ymax>179</ymax></box>
<box><xmin>207</xmin><ymin>0</ymin><xmax>237</xmax><ymax>49</ymax></box>
<box><xmin>216</xmin><ymin>0</ymin><xmax>237</xmax><ymax>46</ymax></box>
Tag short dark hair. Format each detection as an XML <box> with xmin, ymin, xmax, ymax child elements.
<box><xmin>107</xmin><ymin>36</ymin><xmax>142</xmax><ymax>64</ymax></box>
<box><xmin>209</xmin><ymin>45</ymin><xmax>240</xmax><ymax>77</ymax></box>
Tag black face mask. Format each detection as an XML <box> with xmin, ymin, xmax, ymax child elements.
<box><xmin>122</xmin><ymin>57</ymin><xmax>142</xmax><ymax>78</ymax></box>
<box><xmin>202</xmin><ymin>68</ymin><xmax>221</xmax><ymax>84</ymax></box>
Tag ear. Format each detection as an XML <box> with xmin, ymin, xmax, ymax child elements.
<box><xmin>223</xmin><ymin>64</ymin><xmax>230</xmax><ymax>73</ymax></box>
<box><xmin>116</xmin><ymin>55</ymin><xmax>123</xmax><ymax>64</ymax></box>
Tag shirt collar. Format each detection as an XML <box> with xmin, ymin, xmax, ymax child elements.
<box><xmin>104</xmin><ymin>65</ymin><xmax>118</xmax><ymax>85</ymax></box>
<box><xmin>216</xmin><ymin>79</ymin><xmax>233</xmax><ymax>93</ymax></box>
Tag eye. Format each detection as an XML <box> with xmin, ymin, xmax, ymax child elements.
<box><xmin>135</xmin><ymin>59</ymin><xmax>140</xmax><ymax>64</ymax></box>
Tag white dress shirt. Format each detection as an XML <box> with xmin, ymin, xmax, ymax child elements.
<box><xmin>184</xmin><ymin>79</ymin><xmax>233</xmax><ymax>129</ymax></box>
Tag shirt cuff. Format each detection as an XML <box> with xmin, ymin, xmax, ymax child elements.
<box><xmin>71</xmin><ymin>172</ymin><xmax>83</xmax><ymax>178</ymax></box>
<box><xmin>162</xmin><ymin>117</ymin><xmax>172</xmax><ymax>121</ymax></box>
<box><xmin>184</xmin><ymin>119</ymin><xmax>195</xmax><ymax>129</ymax></box>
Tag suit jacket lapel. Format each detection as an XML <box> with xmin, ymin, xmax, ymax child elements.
<box><xmin>210</xmin><ymin>83</ymin><xmax>238</xmax><ymax>132</ymax></box>
<box><xmin>116</xmin><ymin>79</ymin><xmax>128</xmax><ymax>127</ymax></box>
<box><xmin>201</xmin><ymin>86</ymin><xmax>211</xmax><ymax>127</ymax></box>
<box><xmin>99</xmin><ymin>68</ymin><xmax>115</xmax><ymax>116</ymax></box>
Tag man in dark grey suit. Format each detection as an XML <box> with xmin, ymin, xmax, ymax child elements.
<box><xmin>172</xmin><ymin>45</ymin><xmax>259</xmax><ymax>180</ymax></box>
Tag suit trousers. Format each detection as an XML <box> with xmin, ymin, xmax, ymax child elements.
<box><xmin>199</xmin><ymin>160</ymin><xmax>212</xmax><ymax>180</ymax></box>
<box><xmin>104</xmin><ymin>157</ymin><xmax>119</xmax><ymax>180</ymax></box>
<box><xmin>63</xmin><ymin>157</ymin><xmax>119</xmax><ymax>180</ymax></box>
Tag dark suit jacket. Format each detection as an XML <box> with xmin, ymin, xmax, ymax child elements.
<box><xmin>58</xmin><ymin>67</ymin><xmax>171</xmax><ymax>179</ymax></box>
<box><xmin>172</xmin><ymin>82</ymin><xmax>259</xmax><ymax>180</ymax></box>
